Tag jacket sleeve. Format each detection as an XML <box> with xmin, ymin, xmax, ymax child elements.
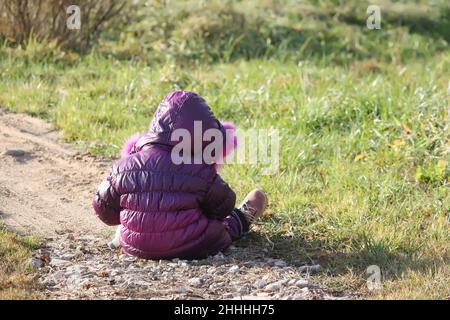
<box><xmin>201</xmin><ymin>173</ymin><xmax>236</xmax><ymax>220</ymax></box>
<box><xmin>92</xmin><ymin>173</ymin><xmax>121</xmax><ymax>226</ymax></box>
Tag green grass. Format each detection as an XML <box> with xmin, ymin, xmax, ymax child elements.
<box><xmin>0</xmin><ymin>225</ymin><xmax>42</xmax><ymax>299</ymax></box>
<box><xmin>0</xmin><ymin>0</ymin><xmax>448</xmax><ymax>299</ymax></box>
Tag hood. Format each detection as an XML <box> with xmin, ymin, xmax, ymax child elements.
<box><xmin>124</xmin><ymin>91</ymin><xmax>237</xmax><ymax>162</ymax></box>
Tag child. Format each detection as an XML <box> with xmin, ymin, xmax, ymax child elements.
<box><xmin>92</xmin><ymin>91</ymin><xmax>268</xmax><ymax>260</ymax></box>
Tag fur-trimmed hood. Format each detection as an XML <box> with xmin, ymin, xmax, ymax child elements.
<box><xmin>121</xmin><ymin>91</ymin><xmax>238</xmax><ymax>167</ymax></box>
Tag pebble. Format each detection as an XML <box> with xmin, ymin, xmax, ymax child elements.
<box><xmin>52</xmin><ymin>270</ymin><xmax>66</xmax><ymax>281</ymax></box>
<box><xmin>253</xmin><ymin>279</ymin><xmax>266</xmax><ymax>289</ymax></box>
<box><xmin>50</xmin><ymin>258</ymin><xmax>71</xmax><ymax>268</ymax></box>
<box><xmin>298</xmin><ymin>264</ymin><xmax>321</xmax><ymax>274</ymax></box>
<box><xmin>30</xmin><ymin>257</ymin><xmax>44</xmax><ymax>269</ymax></box>
<box><xmin>228</xmin><ymin>265</ymin><xmax>240</xmax><ymax>273</ymax></box>
<box><xmin>60</xmin><ymin>253</ymin><xmax>76</xmax><ymax>260</ymax></box>
<box><xmin>176</xmin><ymin>287</ymin><xmax>188</xmax><ymax>294</ymax></box>
<box><xmin>295</xmin><ymin>279</ymin><xmax>310</xmax><ymax>288</ymax></box>
<box><xmin>188</xmin><ymin>277</ymin><xmax>203</xmax><ymax>287</ymax></box>
<box><xmin>264</xmin><ymin>282</ymin><xmax>281</xmax><ymax>291</ymax></box>
<box><xmin>237</xmin><ymin>287</ymin><xmax>248</xmax><ymax>294</ymax></box>
<box><xmin>287</xmin><ymin>279</ymin><xmax>297</xmax><ymax>286</ymax></box>
<box><xmin>274</xmin><ymin>259</ymin><xmax>287</xmax><ymax>268</ymax></box>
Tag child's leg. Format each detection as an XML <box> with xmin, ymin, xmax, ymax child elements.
<box><xmin>223</xmin><ymin>208</ymin><xmax>250</xmax><ymax>241</ymax></box>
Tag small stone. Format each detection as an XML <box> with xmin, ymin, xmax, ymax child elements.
<box><xmin>237</xmin><ymin>287</ymin><xmax>248</xmax><ymax>294</ymax></box>
<box><xmin>264</xmin><ymin>282</ymin><xmax>280</xmax><ymax>291</ymax></box>
<box><xmin>60</xmin><ymin>253</ymin><xmax>76</xmax><ymax>260</ymax></box>
<box><xmin>134</xmin><ymin>280</ymin><xmax>151</xmax><ymax>287</ymax></box>
<box><xmin>298</xmin><ymin>264</ymin><xmax>321</xmax><ymax>274</ymax></box>
<box><xmin>295</xmin><ymin>279</ymin><xmax>310</xmax><ymax>288</ymax></box>
<box><xmin>176</xmin><ymin>287</ymin><xmax>188</xmax><ymax>293</ymax></box>
<box><xmin>66</xmin><ymin>275</ymin><xmax>83</xmax><ymax>288</ymax></box>
<box><xmin>207</xmin><ymin>267</ymin><xmax>216</xmax><ymax>274</ymax></box>
<box><xmin>188</xmin><ymin>277</ymin><xmax>203</xmax><ymax>287</ymax></box>
<box><xmin>30</xmin><ymin>257</ymin><xmax>44</xmax><ymax>269</ymax></box>
<box><xmin>265</xmin><ymin>258</ymin><xmax>276</xmax><ymax>264</ymax></box>
<box><xmin>228</xmin><ymin>265</ymin><xmax>240</xmax><ymax>273</ymax></box>
<box><xmin>274</xmin><ymin>259</ymin><xmax>287</xmax><ymax>268</ymax></box>
<box><xmin>52</xmin><ymin>270</ymin><xmax>66</xmax><ymax>281</ymax></box>
<box><xmin>253</xmin><ymin>279</ymin><xmax>266</xmax><ymax>289</ymax></box>
<box><xmin>287</xmin><ymin>279</ymin><xmax>297</xmax><ymax>286</ymax></box>
<box><xmin>50</xmin><ymin>258</ymin><xmax>71</xmax><ymax>268</ymax></box>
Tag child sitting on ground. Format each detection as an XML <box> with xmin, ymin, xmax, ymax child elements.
<box><xmin>92</xmin><ymin>91</ymin><xmax>267</xmax><ymax>259</ymax></box>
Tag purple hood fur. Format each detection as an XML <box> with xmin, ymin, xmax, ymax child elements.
<box><xmin>92</xmin><ymin>91</ymin><xmax>237</xmax><ymax>259</ymax></box>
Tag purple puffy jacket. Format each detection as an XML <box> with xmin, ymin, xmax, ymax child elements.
<box><xmin>92</xmin><ymin>91</ymin><xmax>237</xmax><ymax>259</ymax></box>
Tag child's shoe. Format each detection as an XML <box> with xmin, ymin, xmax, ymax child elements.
<box><xmin>238</xmin><ymin>189</ymin><xmax>268</xmax><ymax>224</ymax></box>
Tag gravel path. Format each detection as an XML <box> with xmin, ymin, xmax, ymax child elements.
<box><xmin>32</xmin><ymin>235</ymin><xmax>354</xmax><ymax>300</ymax></box>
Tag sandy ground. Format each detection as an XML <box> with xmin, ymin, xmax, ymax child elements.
<box><xmin>0</xmin><ymin>108</ymin><xmax>112</xmax><ymax>239</ymax></box>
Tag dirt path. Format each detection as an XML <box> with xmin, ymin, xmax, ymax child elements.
<box><xmin>0</xmin><ymin>108</ymin><xmax>356</xmax><ymax>300</ymax></box>
<box><xmin>0</xmin><ymin>108</ymin><xmax>111</xmax><ymax>238</ymax></box>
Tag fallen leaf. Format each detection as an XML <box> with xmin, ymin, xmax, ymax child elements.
<box><xmin>354</xmin><ymin>154</ymin><xmax>365</xmax><ymax>162</ymax></box>
<box><xmin>402</xmin><ymin>123</ymin><xmax>412</xmax><ymax>134</ymax></box>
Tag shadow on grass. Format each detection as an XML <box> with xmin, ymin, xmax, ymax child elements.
<box><xmin>232</xmin><ymin>230</ymin><xmax>447</xmax><ymax>283</ymax></box>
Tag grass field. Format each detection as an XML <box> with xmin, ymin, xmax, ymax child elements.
<box><xmin>0</xmin><ymin>0</ymin><xmax>449</xmax><ymax>299</ymax></box>
<box><xmin>0</xmin><ymin>225</ymin><xmax>42</xmax><ymax>299</ymax></box>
